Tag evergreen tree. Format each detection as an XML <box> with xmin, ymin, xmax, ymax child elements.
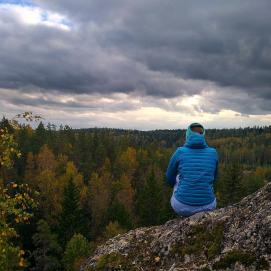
<box><xmin>32</xmin><ymin>219</ymin><xmax>62</xmax><ymax>271</ymax></box>
<box><xmin>58</xmin><ymin>178</ymin><xmax>86</xmax><ymax>246</ymax></box>
<box><xmin>218</xmin><ymin>163</ymin><xmax>243</xmax><ymax>206</ymax></box>
<box><xmin>34</xmin><ymin>122</ymin><xmax>46</xmax><ymax>153</ymax></box>
<box><xmin>107</xmin><ymin>201</ymin><xmax>132</xmax><ymax>229</ymax></box>
<box><xmin>25</xmin><ymin>152</ymin><xmax>35</xmax><ymax>185</ymax></box>
<box><xmin>136</xmin><ymin>168</ymin><xmax>163</xmax><ymax>226</ymax></box>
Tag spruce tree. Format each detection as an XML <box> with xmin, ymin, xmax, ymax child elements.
<box><xmin>136</xmin><ymin>168</ymin><xmax>163</xmax><ymax>226</ymax></box>
<box><xmin>219</xmin><ymin>163</ymin><xmax>243</xmax><ymax>206</ymax></box>
<box><xmin>34</xmin><ymin>122</ymin><xmax>46</xmax><ymax>153</ymax></box>
<box><xmin>107</xmin><ymin>201</ymin><xmax>132</xmax><ymax>229</ymax></box>
<box><xmin>58</xmin><ymin>178</ymin><xmax>86</xmax><ymax>246</ymax></box>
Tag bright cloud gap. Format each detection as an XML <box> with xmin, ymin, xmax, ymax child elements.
<box><xmin>0</xmin><ymin>1</ymin><xmax>72</xmax><ymax>30</ymax></box>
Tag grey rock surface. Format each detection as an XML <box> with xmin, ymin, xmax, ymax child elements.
<box><xmin>81</xmin><ymin>183</ymin><xmax>271</xmax><ymax>271</ymax></box>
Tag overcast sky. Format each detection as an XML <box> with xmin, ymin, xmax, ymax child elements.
<box><xmin>0</xmin><ymin>0</ymin><xmax>271</xmax><ymax>129</ymax></box>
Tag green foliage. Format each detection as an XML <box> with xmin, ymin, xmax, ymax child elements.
<box><xmin>0</xmin><ymin>119</ymin><xmax>37</xmax><ymax>270</ymax></box>
<box><xmin>59</xmin><ymin>177</ymin><xmax>86</xmax><ymax>245</ymax></box>
<box><xmin>212</xmin><ymin>250</ymin><xmax>257</xmax><ymax>269</ymax></box>
<box><xmin>88</xmin><ymin>171</ymin><xmax>111</xmax><ymax>236</ymax></box>
<box><xmin>136</xmin><ymin>168</ymin><xmax>163</xmax><ymax>226</ymax></box>
<box><xmin>0</xmin><ymin>127</ymin><xmax>21</xmax><ymax>172</ymax></box>
<box><xmin>216</xmin><ymin>163</ymin><xmax>243</xmax><ymax>206</ymax></box>
<box><xmin>63</xmin><ymin>233</ymin><xmax>90</xmax><ymax>271</ymax></box>
<box><xmin>32</xmin><ymin>219</ymin><xmax>62</xmax><ymax>271</ymax></box>
<box><xmin>171</xmin><ymin>222</ymin><xmax>224</xmax><ymax>259</ymax></box>
<box><xmin>107</xmin><ymin>201</ymin><xmax>132</xmax><ymax>229</ymax></box>
<box><xmin>94</xmin><ymin>252</ymin><xmax>137</xmax><ymax>271</ymax></box>
<box><xmin>213</xmin><ymin>250</ymin><xmax>270</xmax><ymax>270</ymax></box>
<box><xmin>242</xmin><ymin>168</ymin><xmax>266</xmax><ymax>195</ymax></box>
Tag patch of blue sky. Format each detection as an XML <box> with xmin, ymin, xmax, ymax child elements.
<box><xmin>40</xmin><ymin>10</ymin><xmax>72</xmax><ymax>28</ymax></box>
<box><xmin>0</xmin><ymin>0</ymin><xmax>36</xmax><ymax>6</ymax></box>
<box><xmin>60</xmin><ymin>17</ymin><xmax>72</xmax><ymax>28</ymax></box>
<box><xmin>0</xmin><ymin>0</ymin><xmax>35</xmax><ymax>6</ymax></box>
<box><xmin>41</xmin><ymin>10</ymin><xmax>48</xmax><ymax>21</ymax></box>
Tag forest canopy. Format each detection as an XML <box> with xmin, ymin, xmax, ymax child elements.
<box><xmin>1</xmin><ymin>114</ymin><xmax>271</xmax><ymax>270</ymax></box>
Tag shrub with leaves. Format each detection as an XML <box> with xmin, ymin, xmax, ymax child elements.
<box><xmin>0</xmin><ymin>112</ymin><xmax>39</xmax><ymax>270</ymax></box>
<box><xmin>0</xmin><ymin>127</ymin><xmax>21</xmax><ymax>171</ymax></box>
<box><xmin>63</xmin><ymin>234</ymin><xmax>90</xmax><ymax>271</ymax></box>
<box><xmin>0</xmin><ymin>183</ymin><xmax>38</xmax><ymax>270</ymax></box>
<box><xmin>0</xmin><ymin>112</ymin><xmax>41</xmax><ymax>174</ymax></box>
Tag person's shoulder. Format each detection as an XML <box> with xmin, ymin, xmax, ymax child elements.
<box><xmin>174</xmin><ymin>146</ymin><xmax>183</xmax><ymax>153</ymax></box>
<box><xmin>177</xmin><ymin>146</ymin><xmax>188</xmax><ymax>152</ymax></box>
<box><xmin>173</xmin><ymin>146</ymin><xmax>187</xmax><ymax>155</ymax></box>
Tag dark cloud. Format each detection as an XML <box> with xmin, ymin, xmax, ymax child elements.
<box><xmin>0</xmin><ymin>0</ymin><xmax>271</xmax><ymax>115</ymax></box>
<box><xmin>7</xmin><ymin>93</ymin><xmax>141</xmax><ymax>112</ymax></box>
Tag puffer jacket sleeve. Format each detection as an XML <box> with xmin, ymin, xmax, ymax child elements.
<box><xmin>166</xmin><ymin>148</ymin><xmax>181</xmax><ymax>187</ymax></box>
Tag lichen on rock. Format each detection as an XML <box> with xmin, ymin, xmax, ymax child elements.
<box><xmin>81</xmin><ymin>183</ymin><xmax>271</xmax><ymax>271</ymax></box>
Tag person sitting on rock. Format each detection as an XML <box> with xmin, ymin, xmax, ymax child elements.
<box><xmin>166</xmin><ymin>122</ymin><xmax>218</xmax><ymax>217</ymax></box>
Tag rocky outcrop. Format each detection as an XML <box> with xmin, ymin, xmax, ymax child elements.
<box><xmin>81</xmin><ymin>183</ymin><xmax>271</xmax><ymax>271</ymax></box>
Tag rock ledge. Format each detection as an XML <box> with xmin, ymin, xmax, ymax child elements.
<box><xmin>81</xmin><ymin>183</ymin><xmax>271</xmax><ymax>271</ymax></box>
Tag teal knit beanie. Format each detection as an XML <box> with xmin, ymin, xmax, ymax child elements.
<box><xmin>186</xmin><ymin>122</ymin><xmax>205</xmax><ymax>141</ymax></box>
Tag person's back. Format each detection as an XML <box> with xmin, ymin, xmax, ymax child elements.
<box><xmin>166</xmin><ymin>123</ymin><xmax>218</xmax><ymax>217</ymax></box>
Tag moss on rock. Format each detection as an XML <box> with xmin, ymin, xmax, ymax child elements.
<box><xmin>200</xmin><ymin>267</ymin><xmax>212</xmax><ymax>271</ymax></box>
<box><xmin>92</xmin><ymin>252</ymin><xmax>137</xmax><ymax>271</ymax></box>
<box><xmin>171</xmin><ymin>222</ymin><xmax>225</xmax><ymax>260</ymax></box>
<box><xmin>212</xmin><ymin>250</ymin><xmax>257</xmax><ymax>270</ymax></box>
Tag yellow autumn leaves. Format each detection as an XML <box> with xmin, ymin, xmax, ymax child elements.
<box><xmin>0</xmin><ymin>113</ymin><xmax>39</xmax><ymax>270</ymax></box>
<box><xmin>0</xmin><ymin>127</ymin><xmax>21</xmax><ymax>168</ymax></box>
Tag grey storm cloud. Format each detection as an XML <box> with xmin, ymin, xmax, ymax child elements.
<box><xmin>1</xmin><ymin>0</ymin><xmax>271</xmax><ymax>115</ymax></box>
<box><xmin>7</xmin><ymin>93</ymin><xmax>141</xmax><ymax>112</ymax></box>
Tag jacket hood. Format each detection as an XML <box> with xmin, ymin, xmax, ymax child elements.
<box><xmin>184</xmin><ymin>123</ymin><xmax>207</xmax><ymax>148</ymax></box>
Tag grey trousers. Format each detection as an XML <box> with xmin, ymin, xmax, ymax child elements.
<box><xmin>170</xmin><ymin>175</ymin><xmax>216</xmax><ymax>217</ymax></box>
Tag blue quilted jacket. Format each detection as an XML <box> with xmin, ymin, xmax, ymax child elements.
<box><xmin>166</xmin><ymin>130</ymin><xmax>218</xmax><ymax>206</ymax></box>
